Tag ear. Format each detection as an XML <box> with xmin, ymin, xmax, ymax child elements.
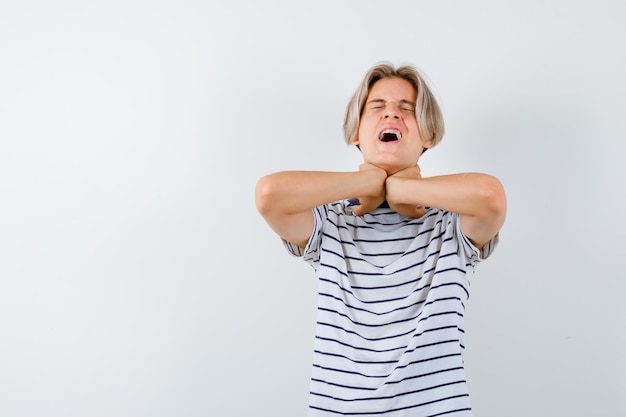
<box><xmin>422</xmin><ymin>138</ymin><xmax>434</xmax><ymax>150</ymax></box>
<box><xmin>351</xmin><ymin>136</ymin><xmax>360</xmax><ymax>146</ymax></box>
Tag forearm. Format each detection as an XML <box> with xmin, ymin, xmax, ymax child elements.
<box><xmin>255</xmin><ymin>170</ymin><xmax>384</xmax><ymax>216</ymax></box>
<box><xmin>386</xmin><ymin>173</ymin><xmax>506</xmax><ymax>218</ymax></box>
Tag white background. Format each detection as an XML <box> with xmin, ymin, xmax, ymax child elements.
<box><xmin>1</xmin><ymin>1</ymin><xmax>625</xmax><ymax>416</ymax></box>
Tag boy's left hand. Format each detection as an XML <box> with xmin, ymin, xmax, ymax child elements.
<box><xmin>386</xmin><ymin>165</ymin><xmax>425</xmax><ymax>218</ymax></box>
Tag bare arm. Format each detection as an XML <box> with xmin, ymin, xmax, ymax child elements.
<box><xmin>385</xmin><ymin>167</ymin><xmax>506</xmax><ymax>249</ymax></box>
<box><xmin>255</xmin><ymin>167</ymin><xmax>386</xmax><ymax>248</ymax></box>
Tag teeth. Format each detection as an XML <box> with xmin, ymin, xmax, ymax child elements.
<box><xmin>379</xmin><ymin>129</ymin><xmax>401</xmax><ymax>141</ymax></box>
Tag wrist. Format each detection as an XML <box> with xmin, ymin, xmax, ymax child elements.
<box><xmin>385</xmin><ymin>176</ymin><xmax>413</xmax><ymax>204</ymax></box>
<box><xmin>358</xmin><ymin>168</ymin><xmax>385</xmax><ymax>196</ymax></box>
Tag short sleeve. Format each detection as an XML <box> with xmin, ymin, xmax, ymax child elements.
<box><xmin>282</xmin><ymin>205</ymin><xmax>327</xmax><ymax>271</ymax></box>
<box><xmin>453</xmin><ymin>212</ymin><xmax>499</xmax><ymax>267</ymax></box>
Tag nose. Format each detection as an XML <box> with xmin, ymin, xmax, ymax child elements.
<box><xmin>384</xmin><ymin>103</ymin><xmax>400</xmax><ymax>119</ymax></box>
<box><xmin>384</xmin><ymin>109</ymin><xmax>399</xmax><ymax>119</ymax></box>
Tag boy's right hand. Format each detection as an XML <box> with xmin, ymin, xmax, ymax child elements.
<box><xmin>352</xmin><ymin>163</ymin><xmax>387</xmax><ymax>216</ymax></box>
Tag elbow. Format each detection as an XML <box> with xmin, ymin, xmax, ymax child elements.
<box><xmin>255</xmin><ymin>175</ymin><xmax>274</xmax><ymax>215</ymax></box>
<box><xmin>256</xmin><ymin>174</ymin><xmax>287</xmax><ymax>216</ymax></box>
<box><xmin>481</xmin><ymin>175</ymin><xmax>507</xmax><ymax>218</ymax></box>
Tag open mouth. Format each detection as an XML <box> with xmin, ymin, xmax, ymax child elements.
<box><xmin>378</xmin><ymin>129</ymin><xmax>401</xmax><ymax>142</ymax></box>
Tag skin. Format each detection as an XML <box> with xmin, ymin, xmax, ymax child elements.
<box><xmin>255</xmin><ymin>77</ymin><xmax>506</xmax><ymax>250</ymax></box>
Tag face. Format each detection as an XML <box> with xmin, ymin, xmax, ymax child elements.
<box><xmin>353</xmin><ymin>77</ymin><xmax>433</xmax><ymax>174</ymax></box>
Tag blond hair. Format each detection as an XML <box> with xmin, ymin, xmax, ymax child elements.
<box><xmin>343</xmin><ymin>62</ymin><xmax>445</xmax><ymax>147</ymax></box>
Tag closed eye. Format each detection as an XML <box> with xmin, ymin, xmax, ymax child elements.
<box><xmin>366</xmin><ymin>99</ymin><xmax>386</xmax><ymax>108</ymax></box>
<box><xmin>400</xmin><ymin>100</ymin><xmax>416</xmax><ymax>112</ymax></box>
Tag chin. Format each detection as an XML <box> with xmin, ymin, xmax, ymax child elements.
<box><xmin>371</xmin><ymin>161</ymin><xmax>411</xmax><ymax>175</ymax></box>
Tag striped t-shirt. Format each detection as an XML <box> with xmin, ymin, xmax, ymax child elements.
<box><xmin>284</xmin><ymin>201</ymin><xmax>497</xmax><ymax>417</ymax></box>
